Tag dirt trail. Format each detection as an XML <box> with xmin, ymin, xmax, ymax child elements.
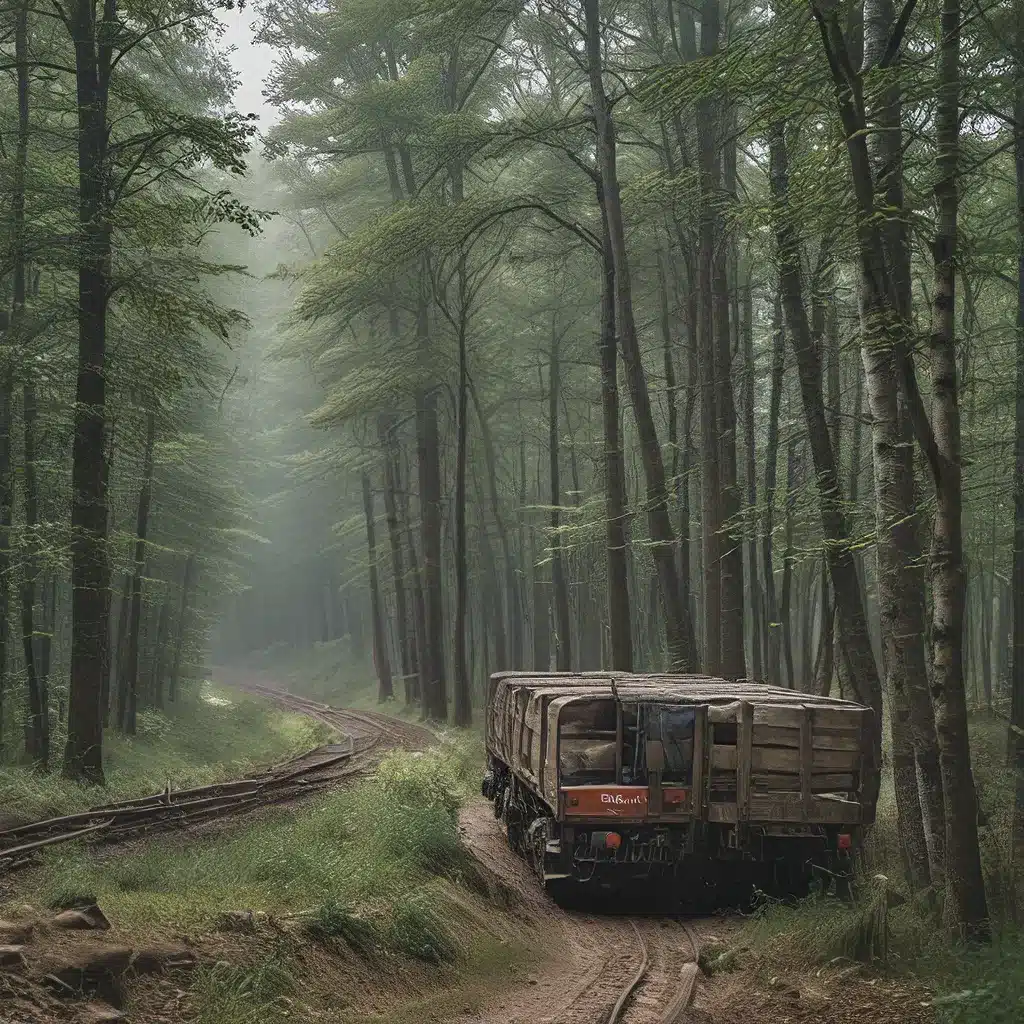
<box><xmin>455</xmin><ymin>799</ymin><xmax>715</xmax><ymax>1024</ymax></box>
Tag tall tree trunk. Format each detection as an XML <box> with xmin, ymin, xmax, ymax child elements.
<box><xmin>362</xmin><ymin>469</ymin><xmax>393</xmax><ymax>702</ymax></box>
<box><xmin>122</xmin><ymin>411</ymin><xmax>156</xmax><ymax>736</ymax></box>
<box><xmin>453</xmin><ymin>297</ymin><xmax>471</xmax><ymax>724</ymax></box>
<box><xmin>169</xmin><ymin>554</ymin><xmax>196</xmax><ymax>703</ymax></box>
<box><xmin>762</xmin><ymin>292</ymin><xmax>786</xmax><ymax>686</ymax></box>
<box><xmin>469</xmin><ymin>380</ymin><xmax>517</xmax><ymax>671</ymax></box>
<box><xmin>111</xmin><ymin>572</ymin><xmax>130</xmax><ymax>726</ymax></box>
<box><xmin>12</xmin><ymin>0</ymin><xmax>46</xmax><ymax>767</ymax></box>
<box><xmin>548</xmin><ymin>324</ymin><xmax>572</xmax><ymax>672</ymax></box>
<box><xmin>603</xmin><ymin>197</ymin><xmax>633</xmax><ymax>672</ymax></box>
<box><xmin>742</xmin><ymin>277</ymin><xmax>763</xmax><ymax>681</ymax></box>
<box><xmin>22</xmin><ymin>379</ymin><xmax>47</xmax><ymax>766</ymax></box>
<box><xmin>64</xmin><ymin>0</ymin><xmax>115</xmax><ymax>783</ymax></box>
<box><xmin>697</xmin><ymin>0</ymin><xmax>722</xmax><ymax>675</ymax></box>
<box><xmin>1011</xmin><ymin>38</ymin><xmax>1024</xmax><ymax>871</ymax></box>
<box><xmin>417</xmin><ymin>371</ymin><xmax>446</xmax><ymax>718</ymax></box>
<box><xmin>780</xmin><ymin>437</ymin><xmax>799</xmax><ymax>690</ymax></box>
<box><xmin>770</xmin><ymin>119</ymin><xmax>883</xmax><ymax>814</ymax></box>
<box><xmin>860</xmin><ymin>0</ymin><xmax>936</xmax><ymax>890</ymax></box>
<box><xmin>658</xmin><ymin>245</ymin><xmax>695</xmax><ymax>667</ymax></box>
<box><xmin>718</xmin><ymin>119</ymin><xmax>746</xmax><ymax>679</ymax></box>
<box><xmin>379</xmin><ymin>415</ymin><xmax>415</xmax><ymax>699</ymax></box>
<box><xmin>399</xmin><ymin>449</ymin><xmax>429</xmax><ymax>708</ymax></box>
<box><xmin>583</xmin><ymin>0</ymin><xmax>692</xmax><ymax>671</ymax></box>
<box><xmin>926</xmin><ymin>0</ymin><xmax>988</xmax><ymax>936</ymax></box>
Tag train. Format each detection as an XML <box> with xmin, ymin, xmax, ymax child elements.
<box><xmin>481</xmin><ymin>672</ymin><xmax>876</xmax><ymax>906</ymax></box>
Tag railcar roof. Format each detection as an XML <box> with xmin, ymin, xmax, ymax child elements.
<box><xmin>488</xmin><ymin>672</ymin><xmax>868</xmax><ymax>710</ymax></box>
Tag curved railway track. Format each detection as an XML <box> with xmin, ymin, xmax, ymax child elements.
<box><xmin>0</xmin><ymin>678</ymin><xmax>432</xmax><ymax>875</ymax></box>
<box><xmin>562</xmin><ymin>916</ymin><xmax>701</xmax><ymax>1024</ymax></box>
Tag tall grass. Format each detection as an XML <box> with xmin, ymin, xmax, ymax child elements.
<box><xmin>737</xmin><ymin>711</ymin><xmax>1024</xmax><ymax>1022</ymax></box>
<box><xmin>0</xmin><ymin>682</ymin><xmax>331</xmax><ymax>823</ymax></box>
<box><xmin>25</xmin><ymin>737</ymin><xmax>478</xmax><ymax>930</ymax></box>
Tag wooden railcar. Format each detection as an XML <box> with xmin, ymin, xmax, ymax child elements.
<box><xmin>481</xmin><ymin>672</ymin><xmax>876</xmax><ymax>901</ymax></box>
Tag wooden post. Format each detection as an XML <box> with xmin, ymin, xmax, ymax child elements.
<box><xmin>691</xmin><ymin>705</ymin><xmax>706</xmax><ymax>818</ymax></box>
<box><xmin>800</xmin><ymin>705</ymin><xmax>813</xmax><ymax>821</ymax></box>
<box><xmin>737</xmin><ymin>700</ymin><xmax>753</xmax><ymax>820</ymax></box>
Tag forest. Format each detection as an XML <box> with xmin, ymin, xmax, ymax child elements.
<box><xmin>0</xmin><ymin>0</ymin><xmax>1022</xmax><ymax>957</ymax></box>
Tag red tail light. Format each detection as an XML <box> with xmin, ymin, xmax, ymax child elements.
<box><xmin>605</xmin><ymin>832</ymin><xmax>622</xmax><ymax>850</ymax></box>
<box><xmin>838</xmin><ymin>833</ymin><xmax>852</xmax><ymax>851</ymax></box>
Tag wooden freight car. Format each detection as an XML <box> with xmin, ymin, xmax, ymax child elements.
<box><xmin>481</xmin><ymin>672</ymin><xmax>876</xmax><ymax>902</ymax></box>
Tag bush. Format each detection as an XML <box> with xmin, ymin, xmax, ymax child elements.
<box><xmin>375</xmin><ymin>744</ymin><xmax>467</xmax><ymax>820</ymax></box>
<box><xmin>193</xmin><ymin>949</ymin><xmax>295</xmax><ymax>1024</ymax></box>
<box><xmin>386</xmin><ymin>892</ymin><xmax>459</xmax><ymax>964</ymax></box>
<box><xmin>306</xmin><ymin>900</ymin><xmax>379</xmax><ymax>955</ymax></box>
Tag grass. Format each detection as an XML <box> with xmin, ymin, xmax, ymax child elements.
<box><xmin>14</xmin><ymin>732</ymin><xmax>504</xmax><ymax>1024</ymax></box>
<box><xmin>0</xmin><ymin>680</ymin><xmax>332</xmax><ymax>823</ymax></box>
<box><xmin>21</xmin><ymin>735</ymin><xmax>481</xmax><ymax>928</ymax></box>
<box><xmin>239</xmin><ymin>637</ymin><xmax>424</xmax><ymax>718</ymax></box>
<box><xmin>730</xmin><ymin>710</ymin><xmax>1024</xmax><ymax>1023</ymax></box>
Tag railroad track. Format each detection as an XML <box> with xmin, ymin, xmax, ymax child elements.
<box><xmin>0</xmin><ymin>680</ymin><xmax>432</xmax><ymax>875</ymax></box>
<box><xmin>536</xmin><ymin>915</ymin><xmax>701</xmax><ymax>1024</ymax></box>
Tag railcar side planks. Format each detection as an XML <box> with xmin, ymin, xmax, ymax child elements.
<box><xmin>481</xmin><ymin>672</ymin><xmax>872</xmax><ymax>903</ymax></box>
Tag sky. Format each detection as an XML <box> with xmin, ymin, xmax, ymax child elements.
<box><xmin>217</xmin><ymin>6</ymin><xmax>280</xmax><ymax>129</ymax></box>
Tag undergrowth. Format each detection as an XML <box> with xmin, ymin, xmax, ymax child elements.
<box><xmin>0</xmin><ymin>681</ymin><xmax>330</xmax><ymax>822</ymax></box>
<box><xmin>18</xmin><ymin>736</ymin><xmax>486</xmax><ymax>1024</ymax></box>
<box><xmin>23</xmin><ymin>737</ymin><xmax>478</xmax><ymax>935</ymax></box>
<box><xmin>737</xmin><ymin>712</ymin><xmax>1024</xmax><ymax>1023</ymax></box>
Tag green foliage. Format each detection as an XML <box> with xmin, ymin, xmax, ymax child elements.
<box><xmin>0</xmin><ymin>685</ymin><xmax>329</xmax><ymax>822</ymax></box>
<box><xmin>193</xmin><ymin>949</ymin><xmax>296</xmax><ymax>1024</ymax></box>
<box><xmin>18</xmin><ymin>736</ymin><xmax>475</xmax><ymax>928</ymax></box>
<box><xmin>386</xmin><ymin>891</ymin><xmax>459</xmax><ymax>964</ymax></box>
<box><xmin>306</xmin><ymin>900</ymin><xmax>380</xmax><ymax>954</ymax></box>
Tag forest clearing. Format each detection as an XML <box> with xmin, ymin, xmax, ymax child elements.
<box><xmin>1</xmin><ymin>0</ymin><xmax>1024</xmax><ymax>1020</ymax></box>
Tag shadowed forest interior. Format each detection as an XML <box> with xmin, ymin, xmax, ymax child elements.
<box><xmin>0</xmin><ymin>0</ymin><xmax>1023</xmax><ymax>977</ymax></box>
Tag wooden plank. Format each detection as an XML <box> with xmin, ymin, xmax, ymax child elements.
<box><xmin>691</xmin><ymin>705</ymin><xmax>706</xmax><ymax>816</ymax></box>
<box><xmin>752</xmin><ymin>772</ymin><xmax>856</xmax><ymax>792</ymax></box>
<box><xmin>615</xmin><ymin>703</ymin><xmax>623</xmax><ymax>785</ymax></box>
<box><xmin>707</xmin><ymin>703</ymin><xmax>740</xmax><ymax>724</ymax></box>
<box><xmin>747</xmin><ymin>792</ymin><xmax>863</xmax><ymax>824</ymax></box>
<box><xmin>737</xmin><ymin>701</ymin><xmax>753</xmax><ymax>821</ymax></box>
<box><xmin>711</xmin><ymin>743</ymin><xmax>860</xmax><ymax>773</ymax></box>
<box><xmin>799</xmin><ymin>705</ymin><xmax>813</xmax><ymax>821</ymax></box>
<box><xmin>753</xmin><ymin>705</ymin><xmax>865</xmax><ymax>730</ymax></box>
<box><xmin>752</xmin><ymin>724</ymin><xmax>861</xmax><ymax>751</ymax></box>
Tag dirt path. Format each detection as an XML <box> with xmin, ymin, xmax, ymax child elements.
<box><xmin>454</xmin><ymin>799</ymin><xmax>717</xmax><ymax>1024</ymax></box>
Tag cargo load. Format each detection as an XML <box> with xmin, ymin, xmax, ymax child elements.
<box><xmin>481</xmin><ymin>672</ymin><xmax>876</xmax><ymax>903</ymax></box>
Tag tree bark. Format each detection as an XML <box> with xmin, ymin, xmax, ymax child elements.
<box><xmin>64</xmin><ymin>0</ymin><xmax>116</xmax><ymax>783</ymax></box>
<box><xmin>770</xmin><ymin>119</ymin><xmax>882</xmax><ymax>813</ymax></box>
<box><xmin>861</xmin><ymin>0</ymin><xmax>936</xmax><ymax>890</ymax></box>
<box><xmin>780</xmin><ymin>437</ymin><xmax>799</xmax><ymax>690</ymax></box>
<box><xmin>583</xmin><ymin>0</ymin><xmax>693</xmax><ymax>671</ymax></box>
<box><xmin>379</xmin><ymin>415</ymin><xmax>415</xmax><ymax>701</ymax></box>
<box><xmin>742</xmin><ymin>278</ymin><xmax>763</xmax><ymax>681</ymax></box>
<box><xmin>603</xmin><ymin>203</ymin><xmax>633</xmax><ymax>672</ymax></box>
<box><xmin>927</xmin><ymin>0</ymin><xmax>989</xmax><ymax>937</ymax></box>
<box><xmin>762</xmin><ymin>292</ymin><xmax>786</xmax><ymax>687</ymax></box>
<box><xmin>717</xmin><ymin>119</ymin><xmax>746</xmax><ymax>680</ymax></box>
<box><xmin>697</xmin><ymin>0</ymin><xmax>722</xmax><ymax>675</ymax></box>
<box><xmin>469</xmin><ymin>380</ymin><xmax>517</xmax><ymax>671</ymax></box>
<box><xmin>362</xmin><ymin>468</ymin><xmax>393</xmax><ymax>702</ymax></box>
<box><xmin>169</xmin><ymin>554</ymin><xmax>196</xmax><ymax>703</ymax></box>
<box><xmin>22</xmin><ymin>378</ymin><xmax>47</xmax><ymax>766</ymax></box>
<box><xmin>453</xmin><ymin>290</ymin><xmax>472</xmax><ymax>724</ymax></box>
<box><xmin>12</xmin><ymin>0</ymin><xmax>46</xmax><ymax>767</ymax></box>
<box><xmin>1011</xmin><ymin>37</ymin><xmax>1024</xmax><ymax>872</ymax></box>
<box><xmin>122</xmin><ymin>411</ymin><xmax>156</xmax><ymax>736</ymax></box>
<box><xmin>548</xmin><ymin>324</ymin><xmax>572</xmax><ymax>672</ymax></box>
